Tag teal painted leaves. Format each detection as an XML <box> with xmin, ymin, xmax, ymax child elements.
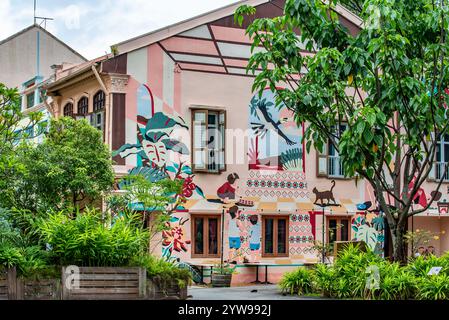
<box><xmin>113</xmin><ymin>112</ymin><xmax>189</xmax><ymax>169</ymax></box>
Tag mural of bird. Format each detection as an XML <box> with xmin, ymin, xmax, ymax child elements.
<box><xmin>252</xmin><ymin>100</ymin><xmax>297</xmax><ymax>146</ymax></box>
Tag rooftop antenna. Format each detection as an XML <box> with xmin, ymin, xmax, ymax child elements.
<box><xmin>33</xmin><ymin>0</ymin><xmax>54</xmax><ymax>29</ymax></box>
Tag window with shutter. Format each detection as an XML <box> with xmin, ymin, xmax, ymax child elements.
<box><xmin>316</xmin><ymin>124</ymin><xmax>348</xmax><ymax>178</ymax></box>
<box><xmin>192</xmin><ymin>108</ymin><xmax>226</xmax><ymax>173</ymax></box>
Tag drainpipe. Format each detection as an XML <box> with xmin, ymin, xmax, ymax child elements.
<box><xmin>91</xmin><ymin>65</ymin><xmax>111</xmax><ymax>146</ymax></box>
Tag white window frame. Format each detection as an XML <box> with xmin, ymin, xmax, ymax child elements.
<box><xmin>317</xmin><ymin>123</ymin><xmax>347</xmax><ymax>178</ymax></box>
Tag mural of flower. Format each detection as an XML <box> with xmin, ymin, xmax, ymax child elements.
<box><xmin>162</xmin><ymin>217</ymin><xmax>191</xmax><ymax>258</ymax></box>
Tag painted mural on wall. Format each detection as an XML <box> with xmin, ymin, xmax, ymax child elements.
<box><xmin>351</xmin><ymin>213</ymin><xmax>385</xmax><ymax>255</ymax></box>
<box><xmin>223</xmin><ymin>206</ymin><xmax>315</xmax><ymax>262</ymax></box>
<box><xmin>246</xmin><ymin>89</ymin><xmax>308</xmax><ymax>199</ymax></box>
<box><xmin>113</xmin><ymin>84</ymin><xmax>205</xmax><ymax>261</ymax></box>
<box><xmin>289</xmin><ymin>213</ymin><xmax>315</xmax><ymax>257</ymax></box>
<box><xmin>248</xmin><ymin>88</ymin><xmax>304</xmax><ymax>172</ymax></box>
<box><xmin>162</xmin><ymin>216</ymin><xmax>190</xmax><ymax>259</ymax></box>
<box><xmin>225</xmin><ymin>207</ymin><xmax>261</xmax><ymax>263</ymax></box>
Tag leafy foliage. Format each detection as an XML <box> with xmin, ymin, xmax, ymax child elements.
<box><xmin>36</xmin><ymin>208</ymin><xmax>149</xmax><ymax>267</ymax></box>
<box><xmin>279</xmin><ymin>267</ymin><xmax>314</xmax><ymax>295</ymax></box>
<box><xmin>0</xmin><ymin>84</ymin><xmax>42</xmax><ymax>208</ymax></box>
<box><xmin>212</xmin><ymin>262</ymin><xmax>237</xmax><ymax>275</ymax></box>
<box><xmin>131</xmin><ymin>254</ymin><xmax>191</xmax><ymax>288</ymax></box>
<box><xmin>0</xmin><ymin>117</ymin><xmax>114</xmax><ymax>213</ymax></box>
<box><xmin>282</xmin><ymin>244</ymin><xmax>449</xmax><ymax>300</ymax></box>
<box><xmin>0</xmin><ymin>208</ymin><xmax>50</xmax><ymax>277</ymax></box>
<box><xmin>417</xmin><ymin>274</ymin><xmax>449</xmax><ymax>300</ymax></box>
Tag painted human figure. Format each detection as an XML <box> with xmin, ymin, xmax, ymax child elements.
<box><xmin>228</xmin><ymin>206</ymin><xmax>243</xmax><ymax>263</ymax></box>
<box><xmin>217</xmin><ymin>173</ymin><xmax>240</xmax><ymax>204</ymax></box>
<box><xmin>248</xmin><ymin>215</ymin><xmax>261</xmax><ymax>262</ymax></box>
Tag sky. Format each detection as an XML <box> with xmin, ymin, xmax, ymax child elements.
<box><xmin>0</xmin><ymin>0</ymin><xmax>239</xmax><ymax>59</ymax></box>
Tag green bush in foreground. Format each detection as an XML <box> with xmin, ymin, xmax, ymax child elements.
<box><xmin>132</xmin><ymin>254</ymin><xmax>191</xmax><ymax>288</ymax></box>
<box><xmin>417</xmin><ymin>274</ymin><xmax>449</xmax><ymax>300</ymax></box>
<box><xmin>280</xmin><ymin>244</ymin><xmax>449</xmax><ymax>300</ymax></box>
<box><xmin>280</xmin><ymin>267</ymin><xmax>314</xmax><ymax>295</ymax></box>
<box><xmin>37</xmin><ymin>208</ymin><xmax>150</xmax><ymax>267</ymax></box>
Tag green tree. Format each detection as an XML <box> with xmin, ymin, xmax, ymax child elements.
<box><xmin>2</xmin><ymin>117</ymin><xmax>115</xmax><ymax>212</ymax></box>
<box><xmin>0</xmin><ymin>84</ymin><xmax>40</xmax><ymax>192</ymax></box>
<box><xmin>107</xmin><ymin>174</ymin><xmax>183</xmax><ymax>254</ymax></box>
<box><xmin>236</xmin><ymin>0</ymin><xmax>449</xmax><ymax>262</ymax></box>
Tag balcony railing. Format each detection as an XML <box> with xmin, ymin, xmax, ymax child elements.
<box><xmin>435</xmin><ymin>162</ymin><xmax>449</xmax><ymax>181</ymax></box>
<box><xmin>328</xmin><ymin>155</ymin><xmax>345</xmax><ymax>178</ymax></box>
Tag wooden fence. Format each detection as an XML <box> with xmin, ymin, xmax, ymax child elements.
<box><xmin>17</xmin><ymin>278</ymin><xmax>62</xmax><ymax>300</ymax></box>
<box><xmin>0</xmin><ymin>268</ymin><xmax>16</xmax><ymax>300</ymax></box>
<box><xmin>62</xmin><ymin>267</ymin><xmax>146</xmax><ymax>300</ymax></box>
<box><xmin>1</xmin><ymin>267</ymin><xmax>185</xmax><ymax>300</ymax></box>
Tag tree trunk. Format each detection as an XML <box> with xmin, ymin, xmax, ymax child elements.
<box><xmin>391</xmin><ymin>224</ymin><xmax>407</xmax><ymax>264</ymax></box>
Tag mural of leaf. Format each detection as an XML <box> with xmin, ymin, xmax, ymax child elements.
<box><xmin>166</xmin><ymin>166</ymin><xmax>177</xmax><ymax>173</ymax></box>
<box><xmin>142</xmin><ymin>140</ymin><xmax>169</xmax><ymax>167</ymax></box>
<box><xmin>195</xmin><ymin>185</ymin><xmax>206</xmax><ymax>199</ymax></box>
<box><xmin>161</xmin><ymin>139</ymin><xmax>190</xmax><ymax>155</ymax></box>
<box><xmin>371</xmin><ymin>216</ymin><xmax>385</xmax><ymax>232</ymax></box>
<box><xmin>114</xmin><ymin>143</ymin><xmax>143</xmax><ymax>158</ymax></box>
<box><xmin>280</xmin><ymin>148</ymin><xmax>303</xmax><ymax>171</ymax></box>
<box><xmin>182</xmin><ymin>165</ymin><xmax>193</xmax><ymax>175</ymax></box>
<box><xmin>145</xmin><ymin>112</ymin><xmax>188</xmax><ymax>137</ymax></box>
<box><xmin>355</xmin><ymin>225</ymin><xmax>378</xmax><ymax>251</ymax></box>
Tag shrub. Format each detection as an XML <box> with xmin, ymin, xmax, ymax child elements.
<box><xmin>37</xmin><ymin>208</ymin><xmax>149</xmax><ymax>267</ymax></box>
<box><xmin>406</xmin><ymin>255</ymin><xmax>449</xmax><ymax>277</ymax></box>
<box><xmin>313</xmin><ymin>263</ymin><xmax>336</xmax><ymax>297</ymax></box>
<box><xmin>375</xmin><ymin>262</ymin><xmax>417</xmax><ymax>300</ymax></box>
<box><xmin>417</xmin><ymin>274</ymin><xmax>449</xmax><ymax>300</ymax></box>
<box><xmin>132</xmin><ymin>255</ymin><xmax>191</xmax><ymax>288</ymax></box>
<box><xmin>330</xmin><ymin>244</ymin><xmax>381</xmax><ymax>299</ymax></box>
<box><xmin>0</xmin><ymin>208</ymin><xmax>51</xmax><ymax>278</ymax></box>
<box><xmin>279</xmin><ymin>267</ymin><xmax>314</xmax><ymax>296</ymax></box>
<box><xmin>281</xmin><ymin>245</ymin><xmax>449</xmax><ymax>300</ymax></box>
<box><xmin>0</xmin><ymin>243</ymin><xmax>22</xmax><ymax>269</ymax></box>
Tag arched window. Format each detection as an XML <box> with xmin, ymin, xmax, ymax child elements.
<box><xmin>77</xmin><ymin>96</ymin><xmax>89</xmax><ymax>116</ymax></box>
<box><xmin>93</xmin><ymin>90</ymin><xmax>106</xmax><ymax>112</ymax></box>
<box><xmin>63</xmin><ymin>103</ymin><xmax>74</xmax><ymax>117</ymax></box>
<box><xmin>92</xmin><ymin>91</ymin><xmax>105</xmax><ymax>132</ymax></box>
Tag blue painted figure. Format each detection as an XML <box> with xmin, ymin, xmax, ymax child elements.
<box><xmin>249</xmin><ymin>215</ymin><xmax>261</xmax><ymax>262</ymax></box>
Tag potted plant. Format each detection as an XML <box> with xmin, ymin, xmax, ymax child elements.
<box><xmin>211</xmin><ymin>263</ymin><xmax>236</xmax><ymax>288</ymax></box>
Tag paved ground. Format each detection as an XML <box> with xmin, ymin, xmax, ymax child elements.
<box><xmin>188</xmin><ymin>285</ymin><xmax>325</xmax><ymax>300</ymax></box>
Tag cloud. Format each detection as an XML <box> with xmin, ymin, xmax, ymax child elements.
<box><xmin>1</xmin><ymin>0</ymin><xmax>239</xmax><ymax>59</ymax></box>
<box><xmin>0</xmin><ymin>0</ymin><xmax>33</xmax><ymax>40</ymax></box>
